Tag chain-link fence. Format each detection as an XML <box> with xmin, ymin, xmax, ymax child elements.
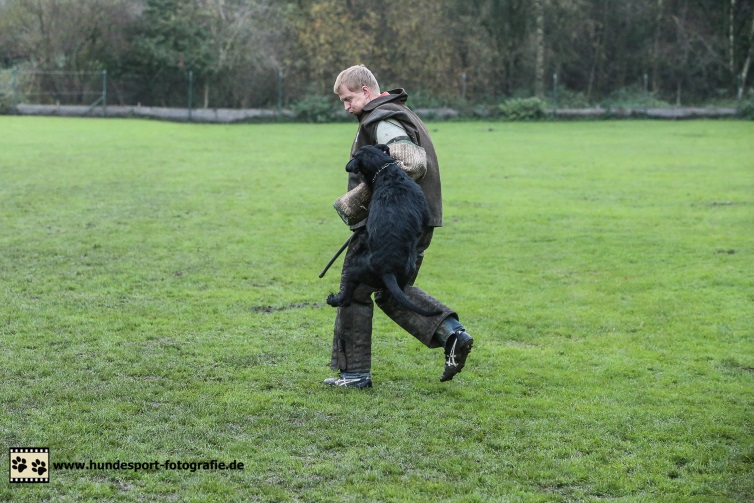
<box><xmin>1</xmin><ymin>67</ymin><xmax>749</xmax><ymax>122</ymax></box>
<box><xmin>0</xmin><ymin>67</ymin><xmax>292</xmax><ymax>121</ymax></box>
<box><xmin>0</xmin><ymin>69</ymin><xmax>105</xmax><ymax>107</ymax></box>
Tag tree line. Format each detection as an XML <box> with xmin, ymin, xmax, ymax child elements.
<box><xmin>1</xmin><ymin>0</ymin><xmax>753</xmax><ymax>109</ymax></box>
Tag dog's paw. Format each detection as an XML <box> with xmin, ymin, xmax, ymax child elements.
<box><xmin>326</xmin><ymin>293</ymin><xmax>339</xmax><ymax>307</ymax></box>
<box><xmin>327</xmin><ymin>293</ymin><xmax>352</xmax><ymax>308</ymax></box>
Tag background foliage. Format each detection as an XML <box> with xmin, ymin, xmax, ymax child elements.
<box><xmin>0</xmin><ymin>0</ymin><xmax>753</xmax><ymax>108</ymax></box>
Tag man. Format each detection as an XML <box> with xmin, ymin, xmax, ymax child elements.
<box><xmin>325</xmin><ymin>64</ymin><xmax>473</xmax><ymax>388</ymax></box>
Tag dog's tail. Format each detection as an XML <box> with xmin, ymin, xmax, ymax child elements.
<box><xmin>381</xmin><ymin>274</ymin><xmax>443</xmax><ymax>317</ymax></box>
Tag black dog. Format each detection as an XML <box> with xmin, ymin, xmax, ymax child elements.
<box><xmin>327</xmin><ymin>144</ymin><xmax>441</xmax><ymax>317</ymax></box>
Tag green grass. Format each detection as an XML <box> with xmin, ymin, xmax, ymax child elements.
<box><xmin>1</xmin><ymin>117</ymin><xmax>752</xmax><ymax>502</ymax></box>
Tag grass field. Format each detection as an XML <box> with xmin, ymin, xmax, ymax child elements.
<box><xmin>1</xmin><ymin>117</ymin><xmax>752</xmax><ymax>502</ymax></box>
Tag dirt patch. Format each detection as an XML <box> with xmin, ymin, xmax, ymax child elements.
<box><xmin>249</xmin><ymin>302</ymin><xmax>323</xmax><ymax>313</ymax></box>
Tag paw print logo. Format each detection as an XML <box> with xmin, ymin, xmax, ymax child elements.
<box><xmin>31</xmin><ymin>459</ymin><xmax>47</xmax><ymax>476</ymax></box>
<box><xmin>9</xmin><ymin>448</ymin><xmax>49</xmax><ymax>483</ymax></box>
<box><xmin>11</xmin><ymin>456</ymin><xmax>27</xmax><ymax>473</ymax></box>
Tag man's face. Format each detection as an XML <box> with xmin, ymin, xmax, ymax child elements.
<box><xmin>337</xmin><ymin>85</ymin><xmax>372</xmax><ymax>115</ymax></box>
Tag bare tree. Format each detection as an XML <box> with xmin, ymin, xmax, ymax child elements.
<box><xmin>740</xmin><ymin>6</ymin><xmax>754</xmax><ymax>93</ymax></box>
<box><xmin>197</xmin><ymin>0</ymin><xmax>287</xmax><ymax>108</ymax></box>
<box><xmin>534</xmin><ymin>0</ymin><xmax>545</xmax><ymax>98</ymax></box>
<box><xmin>652</xmin><ymin>0</ymin><xmax>665</xmax><ymax>94</ymax></box>
<box><xmin>730</xmin><ymin>0</ymin><xmax>737</xmax><ymax>74</ymax></box>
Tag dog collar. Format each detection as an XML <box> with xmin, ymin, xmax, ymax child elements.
<box><xmin>372</xmin><ymin>162</ymin><xmax>393</xmax><ymax>184</ymax></box>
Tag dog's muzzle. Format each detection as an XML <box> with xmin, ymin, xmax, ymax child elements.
<box><xmin>345</xmin><ymin>158</ymin><xmax>360</xmax><ymax>174</ymax></box>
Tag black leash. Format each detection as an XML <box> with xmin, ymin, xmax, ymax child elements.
<box><xmin>319</xmin><ymin>234</ymin><xmax>354</xmax><ymax>278</ymax></box>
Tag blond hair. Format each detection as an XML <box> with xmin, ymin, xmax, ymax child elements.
<box><xmin>333</xmin><ymin>65</ymin><xmax>380</xmax><ymax>94</ymax></box>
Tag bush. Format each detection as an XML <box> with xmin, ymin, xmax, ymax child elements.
<box><xmin>0</xmin><ymin>69</ymin><xmax>17</xmax><ymax>114</ymax></box>
<box><xmin>550</xmin><ymin>87</ymin><xmax>591</xmax><ymax>109</ymax></box>
<box><xmin>739</xmin><ymin>100</ymin><xmax>754</xmax><ymax>120</ymax></box>
<box><xmin>498</xmin><ymin>97</ymin><xmax>547</xmax><ymax>121</ymax></box>
<box><xmin>601</xmin><ymin>86</ymin><xmax>671</xmax><ymax>109</ymax></box>
<box><xmin>0</xmin><ymin>94</ymin><xmax>15</xmax><ymax>115</ymax></box>
<box><xmin>291</xmin><ymin>95</ymin><xmax>343</xmax><ymax>123</ymax></box>
<box><xmin>739</xmin><ymin>90</ymin><xmax>754</xmax><ymax>120</ymax></box>
<box><xmin>404</xmin><ymin>89</ymin><xmax>449</xmax><ymax>109</ymax></box>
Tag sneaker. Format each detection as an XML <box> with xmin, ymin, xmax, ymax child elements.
<box><xmin>440</xmin><ymin>330</ymin><xmax>473</xmax><ymax>382</ymax></box>
<box><xmin>323</xmin><ymin>376</ymin><xmax>373</xmax><ymax>388</ymax></box>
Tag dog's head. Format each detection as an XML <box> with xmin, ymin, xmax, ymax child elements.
<box><xmin>345</xmin><ymin>144</ymin><xmax>393</xmax><ymax>179</ymax></box>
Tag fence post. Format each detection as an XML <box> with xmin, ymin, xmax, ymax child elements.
<box><xmin>102</xmin><ymin>70</ymin><xmax>107</xmax><ymax>116</ymax></box>
<box><xmin>12</xmin><ymin>67</ymin><xmax>18</xmax><ymax>105</ymax></box>
<box><xmin>277</xmin><ymin>68</ymin><xmax>283</xmax><ymax>115</ymax></box>
<box><xmin>552</xmin><ymin>73</ymin><xmax>558</xmax><ymax>111</ymax></box>
<box><xmin>737</xmin><ymin>73</ymin><xmax>744</xmax><ymax>106</ymax></box>
<box><xmin>188</xmin><ymin>70</ymin><xmax>193</xmax><ymax>121</ymax></box>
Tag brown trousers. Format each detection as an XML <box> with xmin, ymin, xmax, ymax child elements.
<box><xmin>329</xmin><ymin>228</ymin><xmax>456</xmax><ymax>373</ymax></box>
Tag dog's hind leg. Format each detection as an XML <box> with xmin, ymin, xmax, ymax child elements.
<box><xmin>327</xmin><ymin>276</ymin><xmax>360</xmax><ymax>308</ymax></box>
<box><xmin>327</xmin><ymin>282</ymin><xmax>358</xmax><ymax>307</ymax></box>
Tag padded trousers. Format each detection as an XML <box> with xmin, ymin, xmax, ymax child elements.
<box><xmin>329</xmin><ymin>228</ymin><xmax>456</xmax><ymax>373</ymax></box>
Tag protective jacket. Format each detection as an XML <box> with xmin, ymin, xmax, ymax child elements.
<box><xmin>348</xmin><ymin>89</ymin><xmax>442</xmax><ymax>229</ymax></box>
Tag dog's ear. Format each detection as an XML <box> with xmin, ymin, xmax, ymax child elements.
<box><xmin>375</xmin><ymin>144</ymin><xmax>391</xmax><ymax>155</ymax></box>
